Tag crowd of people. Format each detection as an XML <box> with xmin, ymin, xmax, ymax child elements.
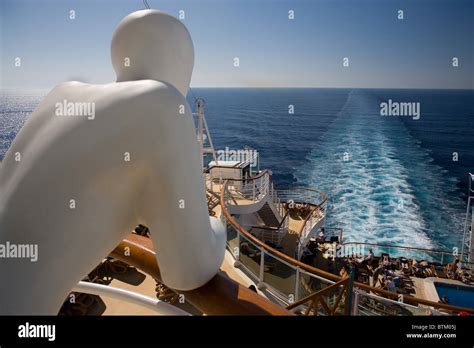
<box><xmin>347</xmin><ymin>249</ymin><xmax>473</xmax><ymax>294</ymax></box>
<box><xmin>301</xmin><ymin>238</ymin><xmax>474</xmax><ymax>314</ymax></box>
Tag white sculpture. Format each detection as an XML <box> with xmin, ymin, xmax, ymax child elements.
<box><xmin>0</xmin><ymin>9</ymin><xmax>226</xmax><ymax>315</ymax></box>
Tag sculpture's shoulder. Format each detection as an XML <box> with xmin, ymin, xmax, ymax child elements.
<box><xmin>60</xmin><ymin>80</ymin><xmax>187</xmax><ymax>114</ymax></box>
<box><xmin>52</xmin><ymin>79</ymin><xmax>184</xmax><ymax>100</ymax></box>
<box><xmin>114</xmin><ymin>79</ymin><xmax>187</xmax><ymax>106</ymax></box>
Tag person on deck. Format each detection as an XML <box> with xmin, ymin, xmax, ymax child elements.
<box><xmin>317</xmin><ymin>228</ymin><xmax>326</xmax><ymax>245</ymax></box>
<box><xmin>385</xmin><ymin>277</ymin><xmax>397</xmax><ymax>293</ymax></box>
<box><xmin>439</xmin><ymin>294</ymin><xmax>449</xmax><ymax>304</ymax></box>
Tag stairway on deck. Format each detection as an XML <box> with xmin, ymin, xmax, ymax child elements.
<box><xmin>258</xmin><ymin>202</ymin><xmax>281</xmax><ymax>227</ymax></box>
<box><xmin>206</xmin><ymin>190</ymin><xmax>221</xmax><ymax>211</ymax></box>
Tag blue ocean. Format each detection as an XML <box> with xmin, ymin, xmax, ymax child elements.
<box><xmin>1</xmin><ymin>88</ymin><xmax>473</xmax><ymax>251</ymax></box>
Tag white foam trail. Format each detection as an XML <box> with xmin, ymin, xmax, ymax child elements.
<box><xmin>300</xmin><ymin>90</ymin><xmax>465</xmax><ymax>251</ymax></box>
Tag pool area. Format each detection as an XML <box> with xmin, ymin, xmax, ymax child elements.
<box><xmin>435</xmin><ymin>283</ymin><xmax>474</xmax><ymax>309</ymax></box>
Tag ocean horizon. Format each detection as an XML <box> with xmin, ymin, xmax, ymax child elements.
<box><xmin>1</xmin><ymin>87</ymin><xmax>473</xmax><ymax>253</ymax></box>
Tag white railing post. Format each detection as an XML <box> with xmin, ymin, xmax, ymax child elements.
<box><xmin>236</xmin><ymin>231</ymin><xmax>241</xmax><ymax>261</ymax></box>
<box><xmin>265</xmin><ymin>174</ymin><xmax>269</xmax><ymax>195</ymax></box>
<box><xmin>259</xmin><ymin>248</ymin><xmax>265</xmax><ymax>283</ymax></box>
<box><xmin>351</xmin><ymin>289</ymin><xmax>360</xmax><ymax>315</ymax></box>
<box><xmin>252</xmin><ymin>179</ymin><xmax>256</xmax><ymax>200</ymax></box>
<box><xmin>295</xmin><ymin>266</ymin><xmax>300</xmax><ymax>301</ymax></box>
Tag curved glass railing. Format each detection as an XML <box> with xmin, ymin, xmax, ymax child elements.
<box><xmin>220</xmin><ymin>177</ymin><xmax>474</xmax><ymax>316</ymax></box>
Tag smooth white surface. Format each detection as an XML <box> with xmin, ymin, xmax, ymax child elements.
<box><xmin>111</xmin><ymin>10</ymin><xmax>194</xmax><ymax>97</ymax></box>
<box><xmin>73</xmin><ymin>281</ymin><xmax>190</xmax><ymax>315</ymax></box>
<box><xmin>0</xmin><ymin>10</ymin><xmax>225</xmax><ymax>315</ymax></box>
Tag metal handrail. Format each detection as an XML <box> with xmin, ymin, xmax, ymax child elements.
<box><xmin>73</xmin><ymin>281</ymin><xmax>190</xmax><ymax>316</ymax></box>
<box><xmin>277</xmin><ymin>186</ymin><xmax>327</xmax><ymax>196</ymax></box>
<box><xmin>355</xmin><ymin>289</ymin><xmax>435</xmax><ymax>316</ymax></box>
<box><xmin>249</xmin><ymin>211</ymin><xmax>290</xmax><ymax>245</ymax></box>
<box><xmin>221</xmin><ymin>180</ymin><xmax>339</xmax><ymax>279</ymax></box>
<box><xmin>342</xmin><ymin>241</ymin><xmax>469</xmax><ymax>260</ymax></box>
<box><xmin>220</xmin><ymin>179</ymin><xmax>474</xmax><ymax>314</ymax></box>
<box><xmin>250</xmin><ymin>211</ymin><xmax>290</xmax><ymax>232</ymax></box>
<box><xmin>226</xmin><ymin>169</ymin><xmax>270</xmax><ymax>182</ymax></box>
<box><xmin>295</xmin><ymin>196</ymin><xmax>328</xmax><ymax>258</ymax></box>
<box><xmin>287</xmin><ymin>278</ymin><xmax>345</xmax><ymax>310</ymax></box>
<box><xmin>225</xmin><ymin>171</ymin><xmax>270</xmax><ymax>203</ymax></box>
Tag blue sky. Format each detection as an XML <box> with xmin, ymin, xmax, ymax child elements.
<box><xmin>1</xmin><ymin>0</ymin><xmax>473</xmax><ymax>92</ymax></box>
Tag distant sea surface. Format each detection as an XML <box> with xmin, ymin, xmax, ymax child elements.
<box><xmin>1</xmin><ymin>88</ymin><xmax>473</xmax><ymax>251</ymax></box>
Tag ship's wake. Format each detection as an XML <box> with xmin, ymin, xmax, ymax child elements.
<box><xmin>300</xmin><ymin>90</ymin><xmax>465</xmax><ymax>252</ymax></box>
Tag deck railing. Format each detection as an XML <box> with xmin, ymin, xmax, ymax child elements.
<box><xmin>250</xmin><ymin>211</ymin><xmax>290</xmax><ymax>245</ymax></box>
<box><xmin>354</xmin><ymin>289</ymin><xmax>440</xmax><ymax>316</ymax></box>
<box><xmin>296</xmin><ymin>202</ymin><xmax>327</xmax><ymax>258</ymax></box>
<box><xmin>220</xmin><ymin>178</ymin><xmax>474</xmax><ymax>316</ymax></box>
<box><xmin>276</xmin><ymin>187</ymin><xmax>328</xmax><ymax>256</ymax></box>
<box><xmin>223</xmin><ymin>170</ymin><xmax>270</xmax><ymax>203</ymax></box>
<box><xmin>286</xmin><ymin>277</ymin><xmax>351</xmax><ymax>315</ymax></box>
<box><xmin>341</xmin><ymin>241</ymin><xmax>469</xmax><ymax>265</ymax></box>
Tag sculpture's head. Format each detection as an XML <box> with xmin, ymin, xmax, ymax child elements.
<box><xmin>111</xmin><ymin>9</ymin><xmax>194</xmax><ymax>96</ymax></box>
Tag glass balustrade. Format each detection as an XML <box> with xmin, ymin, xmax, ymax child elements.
<box><xmin>238</xmin><ymin>234</ymin><xmax>261</xmax><ymax>277</ymax></box>
<box><xmin>262</xmin><ymin>253</ymin><xmax>297</xmax><ymax>300</ymax></box>
<box><xmin>221</xmin><ymin>179</ymin><xmax>471</xmax><ymax>316</ymax></box>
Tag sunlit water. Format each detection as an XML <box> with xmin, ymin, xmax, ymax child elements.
<box><xmin>1</xmin><ymin>88</ymin><xmax>472</xmax><ymax>252</ymax></box>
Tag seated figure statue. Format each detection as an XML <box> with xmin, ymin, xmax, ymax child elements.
<box><xmin>0</xmin><ymin>9</ymin><xmax>226</xmax><ymax>315</ymax></box>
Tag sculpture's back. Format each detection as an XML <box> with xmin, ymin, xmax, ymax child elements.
<box><xmin>0</xmin><ymin>10</ymin><xmax>225</xmax><ymax>315</ymax></box>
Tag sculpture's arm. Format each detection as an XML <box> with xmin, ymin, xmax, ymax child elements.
<box><xmin>135</xmin><ymin>82</ymin><xmax>226</xmax><ymax>291</ymax></box>
<box><xmin>0</xmin><ymin>80</ymin><xmax>225</xmax><ymax>314</ymax></box>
